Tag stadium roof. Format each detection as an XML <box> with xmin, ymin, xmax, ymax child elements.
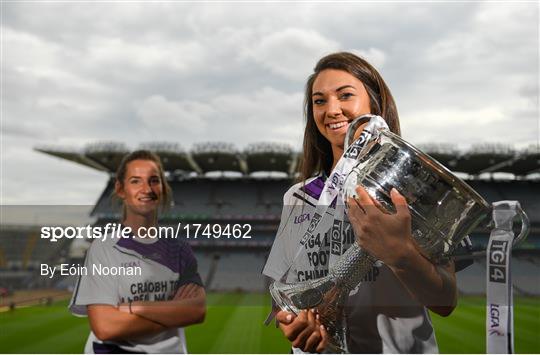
<box><xmin>244</xmin><ymin>142</ymin><xmax>297</xmax><ymax>174</ymax></box>
<box><xmin>138</xmin><ymin>142</ymin><xmax>201</xmax><ymax>173</ymax></box>
<box><xmin>452</xmin><ymin>144</ymin><xmax>516</xmax><ymax>175</ymax></box>
<box><xmin>34</xmin><ymin>146</ymin><xmax>110</xmax><ymax>172</ymax></box>
<box><xmin>35</xmin><ymin>141</ymin><xmax>540</xmax><ymax>178</ymax></box>
<box><xmin>84</xmin><ymin>142</ymin><xmax>129</xmax><ymax>172</ymax></box>
<box><xmin>191</xmin><ymin>142</ymin><xmax>246</xmax><ymax>174</ymax></box>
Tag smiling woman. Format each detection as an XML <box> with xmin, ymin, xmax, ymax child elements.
<box><xmin>69</xmin><ymin>150</ymin><xmax>206</xmax><ymax>354</ymax></box>
<box><xmin>263</xmin><ymin>52</ymin><xmax>457</xmax><ymax>354</ymax></box>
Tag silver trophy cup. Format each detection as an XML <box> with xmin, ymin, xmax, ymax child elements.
<box><xmin>270</xmin><ymin>115</ymin><xmax>501</xmax><ymax>353</ymax></box>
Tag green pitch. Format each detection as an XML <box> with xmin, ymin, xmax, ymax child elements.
<box><xmin>0</xmin><ymin>294</ymin><xmax>538</xmax><ymax>353</ymax></box>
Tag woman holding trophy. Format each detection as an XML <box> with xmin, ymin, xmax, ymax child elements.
<box><xmin>263</xmin><ymin>52</ymin><xmax>458</xmax><ymax>353</ymax></box>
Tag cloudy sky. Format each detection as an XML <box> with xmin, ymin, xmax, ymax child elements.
<box><xmin>1</xmin><ymin>1</ymin><xmax>539</xmax><ymax>207</ymax></box>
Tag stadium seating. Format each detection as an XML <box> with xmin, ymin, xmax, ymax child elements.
<box><xmin>0</xmin><ymin>228</ymin><xmax>68</xmax><ymax>270</ymax></box>
<box><xmin>201</xmin><ymin>251</ymin><xmax>268</xmax><ymax>292</ymax></box>
<box><xmin>456</xmin><ymin>256</ymin><xmax>540</xmax><ymax>296</ymax></box>
<box><xmin>456</xmin><ymin>259</ymin><xmax>486</xmax><ymax>295</ymax></box>
<box><xmin>0</xmin><ymin>246</ymin><xmax>6</xmax><ymax>268</ymax></box>
<box><xmin>512</xmin><ymin>256</ymin><xmax>540</xmax><ymax>296</ymax></box>
<box><xmin>3</xmin><ymin>149</ymin><xmax>540</xmax><ymax>295</ymax></box>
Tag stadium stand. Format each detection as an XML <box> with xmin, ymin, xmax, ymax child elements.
<box><xmin>453</xmin><ymin>144</ymin><xmax>515</xmax><ymax>175</ymax></box>
<box><xmin>0</xmin><ymin>247</ymin><xmax>6</xmax><ymax>268</ymax></box>
<box><xmin>192</xmin><ymin>142</ymin><xmax>246</xmax><ymax>174</ymax></box>
<box><xmin>204</xmin><ymin>251</ymin><xmax>268</xmax><ymax>292</ymax></box>
<box><xmin>512</xmin><ymin>256</ymin><xmax>540</xmax><ymax>296</ymax></box>
<box><xmin>456</xmin><ymin>259</ymin><xmax>486</xmax><ymax>295</ymax></box>
<box><xmin>244</xmin><ymin>142</ymin><xmax>296</xmax><ymax>175</ymax></box>
<box><xmin>2</xmin><ymin>142</ymin><xmax>539</xmax><ymax>296</ymax></box>
<box><xmin>456</xmin><ymin>255</ymin><xmax>540</xmax><ymax>296</ymax></box>
<box><xmin>138</xmin><ymin>142</ymin><xmax>201</xmax><ymax>174</ymax></box>
<box><xmin>84</xmin><ymin>142</ymin><xmax>129</xmax><ymax>172</ymax></box>
<box><xmin>0</xmin><ymin>225</ymin><xmax>73</xmax><ymax>290</ymax></box>
<box><xmin>416</xmin><ymin>143</ymin><xmax>460</xmax><ymax>170</ymax></box>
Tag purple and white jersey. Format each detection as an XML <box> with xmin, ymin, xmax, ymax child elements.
<box><xmin>70</xmin><ymin>234</ymin><xmax>202</xmax><ymax>354</ymax></box>
<box><xmin>263</xmin><ymin>177</ymin><xmax>439</xmax><ymax>354</ymax></box>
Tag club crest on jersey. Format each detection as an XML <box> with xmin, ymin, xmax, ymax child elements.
<box><xmin>121</xmin><ymin>261</ymin><xmax>141</xmax><ymax>268</ymax></box>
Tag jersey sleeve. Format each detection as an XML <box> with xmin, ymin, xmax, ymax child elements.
<box><xmin>262</xmin><ymin>183</ymin><xmax>302</xmax><ymax>281</ymax></box>
<box><xmin>177</xmin><ymin>241</ymin><xmax>204</xmax><ymax>287</ymax></box>
<box><xmin>69</xmin><ymin>240</ymin><xmax>118</xmax><ymax>316</ymax></box>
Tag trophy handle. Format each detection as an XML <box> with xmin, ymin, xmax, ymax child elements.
<box><xmin>344</xmin><ymin>114</ymin><xmax>379</xmax><ymax>150</ymax></box>
<box><xmin>513</xmin><ymin>204</ymin><xmax>530</xmax><ymax>246</ymax></box>
<box><xmin>459</xmin><ymin>206</ymin><xmax>530</xmax><ymax>260</ymax></box>
<box><xmin>485</xmin><ymin>203</ymin><xmax>530</xmax><ymax>248</ymax></box>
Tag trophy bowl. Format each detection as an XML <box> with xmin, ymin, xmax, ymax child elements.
<box><xmin>342</xmin><ymin>129</ymin><xmax>492</xmax><ymax>262</ymax></box>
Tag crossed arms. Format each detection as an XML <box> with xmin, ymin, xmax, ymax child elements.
<box><xmin>87</xmin><ymin>283</ymin><xmax>206</xmax><ymax>342</ymax></box>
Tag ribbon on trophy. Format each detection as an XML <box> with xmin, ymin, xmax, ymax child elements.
<box><xmin>486</xmin><ymin>201</ymin><xmax>527</xmax><ymax>354</ymax></box>
<box><xmin>287</xmin><ymin>115</ymin><xmax>389</xmax><ymax>273</ymax></box>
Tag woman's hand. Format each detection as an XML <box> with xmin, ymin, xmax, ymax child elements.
<box><xmin>347</xmin><ymin>185</ymin><xmax>457</xmax><ymax>316</ymax></box>
<box><xmin>88</xmin><ymin>305</ymin><xmax>166</xmax><ymax>342</ymax></box>
<box><xmin>347</xmin><ymin>186</ymin><xmax>416</xmax><ymax>269</ymax></box>
<box><xmin>276</xmin><ymin>309</ymin><xmax>328</xmax><ymax>353</ymax></box>
<box><xmin>117</xmin><ymin>283</ymin><xmax>206</xmax><ymax>328</ymax></box>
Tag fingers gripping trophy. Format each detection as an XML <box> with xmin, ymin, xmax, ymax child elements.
<box><xmin>269</xmin><ymin>114</ymin><xmax>529</xmax><ymax>353</ymax></box>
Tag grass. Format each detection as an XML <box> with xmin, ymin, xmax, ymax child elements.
<box><xmin>430</xmin><ymin>296</ymin><xmax>540</xmax><ymax>354</ymax></box>
<box><xmin>0</xmin><ymin>294</ymin><xmax>538</xmax><ymax>353</ymax></box>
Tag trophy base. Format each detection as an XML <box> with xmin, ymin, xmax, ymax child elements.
<box><xmin>270</xmin><ymin>282</ymin><xmax>299</xmax><ymax>314</ymax></box>
<box><xmin>325</xmin><ymin>342</ymin><xmax>348</xmax><ymax>354</ymax></box>
<box><xmin>270</xmin><ymin>282</ymin><xmax>349</xmax><ymax>353</ymax></box>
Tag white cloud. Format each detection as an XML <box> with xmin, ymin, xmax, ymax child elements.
<box><xmin>136</xmin><ymin>95</ymin><xmax>211</xmax><ymax>136</ymax></box>
<box><xmin>134</xmin><ymin>87</ymin><xmax>304</xmax><ymax>148</ymax></box>
<box><xmin>402</xmin><ymin>105</ymin><xmax>538</xmax><ymax>148</ymax></box>
<box><xmin>86</xmin><ymin>37</ymin><xmax>207</xmax><ymax>74</ymax></box>
<box><xmin>248</xmin><ymin>28</ymin><xmax>340</xmax><ymax>81</ymax></box>
<box><xmin>208</xmin><ymin>86</ymin><xmax>304</xmax><ymax>146</ymax></box>
<box><xmin>350</xmin><ymin>48</ymin><xmax>387</xmax><ymax>69</ymax></box>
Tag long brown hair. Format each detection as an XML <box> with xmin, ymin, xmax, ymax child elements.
<box><xmin>113</xmin><ymin>150</ymin><xmax>172</xmax><ymax>220</ymax></box>
<box><xmin>299</xmin><ymin>52</ymin><xmax>401</xmax><ymax>181</ymax></box>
